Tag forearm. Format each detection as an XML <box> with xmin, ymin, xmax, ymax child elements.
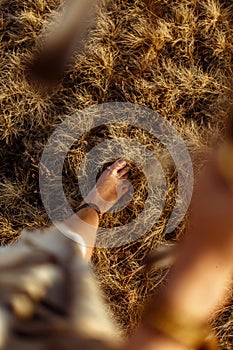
<box><xmin>60</xmin><ymin>159</ymin><xmax>130</xmax><ymax>261</ymax></box>
<box><xmin>63</xmin><ymin>205</ymin><xmax>99</xmax><ymax>261</ymax></box>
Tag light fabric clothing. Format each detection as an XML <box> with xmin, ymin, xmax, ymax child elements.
<box><xmin>0</xmin><ymin>226</ymin><xmax>121</xmax><ymax>350</ymax></box>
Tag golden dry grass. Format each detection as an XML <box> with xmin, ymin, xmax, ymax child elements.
<box><xmin>0</xmin><ymin>0</ymin><xmax>233</xmax><ymax>348</ymax></box>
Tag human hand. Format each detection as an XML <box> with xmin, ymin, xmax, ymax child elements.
<box><xmin>84</xmin><ymin>159</ymin><xmax>131</xmax><ymax>213</ymax></box>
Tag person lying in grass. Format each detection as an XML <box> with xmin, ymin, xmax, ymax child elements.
<box><xmin>64</xmin><ymin>157</ymin><xmax>233</xmax><ymax>350</ymax></box>
<box><xmin>0</xmin><ymin>157</ymin><xmax>232</xmax><ymax>350</ymax></box>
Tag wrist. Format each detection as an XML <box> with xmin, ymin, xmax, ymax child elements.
<box><xmin>84</xmin><ymin>186</ymin><xmax>116</xmax><ymax>214</ymax></box>
<box><xmin>77</xmin><ymin>202</ymin><xmax>102</xmax><ymax>218</ymax></box>
<box><xmin>75</xmin><ymin>203</ymin><xmax>100</xmax><ymax>227</ymax></box>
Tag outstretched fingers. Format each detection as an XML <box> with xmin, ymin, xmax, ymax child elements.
<box><xmin>117</xmin><ymin>166</ymin><xmax>131</xmax><ymax>178</ymax></box>
<box><xmin>108</xmin><ymin>160</ymin><xmax>131</xmax><ymax>179</ymax></box>
<box><xmin>109</xmin><ymin>159</ymin><xmax>126</xmax><ymax>175</ymax></box>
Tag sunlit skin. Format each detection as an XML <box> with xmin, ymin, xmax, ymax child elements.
<box><xmin>121</xmin><ymin>153</ymin><xmax>233</xmax><ymax>350</ymax></box>
<box><xmin>65</xmin><ymin>152</ymin><xmax>233</xmax><ymax>350</ymax></box>
<box><xmin>64</xmin><ymin>159</ymin><xmax>131</xmax><ymax>260</ymax></box>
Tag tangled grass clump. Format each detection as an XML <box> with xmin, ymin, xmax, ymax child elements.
<box><xmin>0</xmin><ymin>0</ymin><xmax>232</xmax><ymax>348</ymax></box>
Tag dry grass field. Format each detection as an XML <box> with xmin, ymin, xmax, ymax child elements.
<box><xmin>0</xmin><ymin>0</ymin><xmax>232</xmax><ymax>348</ymax></box>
